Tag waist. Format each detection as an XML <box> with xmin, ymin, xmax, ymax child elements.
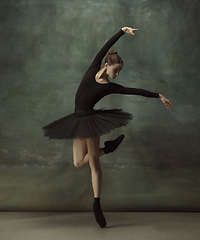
<box><xmin>74</xmin><ymin>108</ymin><xmax>95</xmax><ymax>117</ymax></box>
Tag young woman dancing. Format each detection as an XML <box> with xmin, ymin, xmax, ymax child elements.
<box><xmin>42</xmin><ymin>26</ymin><xmax>173</xmax><ymax>228</ymax></box>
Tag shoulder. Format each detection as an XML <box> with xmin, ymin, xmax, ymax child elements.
<box><xmin>109</xmin><ymin>82</ymin><xmax>124</xmax><ymax>88</ymax></box>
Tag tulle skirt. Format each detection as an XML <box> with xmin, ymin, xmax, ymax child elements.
<box><xmin>42</xmin><ymin>108</ymin><xmax>133</xmax><ymax>140</ymax></box>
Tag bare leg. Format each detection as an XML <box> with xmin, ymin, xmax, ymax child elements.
<box><xmin>73</xmin><ymin>136</ymin><xmax>106</xmax><ymax>227</ymax></box>
<box><xmin>86</xmin><ymin>136</ymin><xmax>102</xmax><ymax>198</ymax></box>
<box><xmin>85</xmin><ymin>136</ymin><xmax>106</xmax><ymax>227</ymax></box>
<box><xmin>73</xmin><ymin>134</ymin><xmax>125</xmax><ymax>168</ymax></box>
<box><xmin>73</xmin><ymin>138</ymin><xmax>105</xmax><ymax>169</ymax></box>
<box><xmin>73</xmin><ymin>136</ymin><xmax>103</xmax><ymax>197</ymax></box>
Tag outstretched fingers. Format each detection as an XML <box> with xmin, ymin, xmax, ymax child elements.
<box><xmin>122</xmin><ymin>27</ymin><xmax>139</xmax><ymax>35</ymax></box>
<box><xmin>131</xmin><ymin>28</ymin><xmax>139</xmax><ymax>35</ymax></box>
<box><xmin>165</xmin><ymin>99</ymin><xmax>173</xmax><ymax>109</ymax></box>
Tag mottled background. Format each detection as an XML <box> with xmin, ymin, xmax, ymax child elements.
<box><xmin>0</xmin><ymin>0</ymin><xmax>200</xmax><ymax>211</ymax></box>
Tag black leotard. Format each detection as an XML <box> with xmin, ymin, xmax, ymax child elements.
<box><xmin>75</xmin><ymin>29</ymin><xmax>159</xmax><ymax>110</ymax></box>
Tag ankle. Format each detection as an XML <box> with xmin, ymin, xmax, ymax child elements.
<box><xmin>94</xmin><ymin>197</ymin><xmax>100</xmax><ymax>203</ymax></box>
<box><xmin>99</xmin><ymin>148</ymin><xmax>105</xmax><ymax>156</ymax></box>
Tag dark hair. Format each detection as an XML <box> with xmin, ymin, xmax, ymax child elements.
<box><xmin>105</xmin><ymin>51</ymin><xmax>123</xmax><ymax>66</ymax></box>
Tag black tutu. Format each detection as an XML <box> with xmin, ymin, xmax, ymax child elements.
<box><xmin>42</xmin><ymin>108</ymin><xmax>133</xmax><ymax>140</ymax></box>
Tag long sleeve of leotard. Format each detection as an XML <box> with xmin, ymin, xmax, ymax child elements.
<box><xmin>110</xmin><ymin>82</ymin><xmax>159</xmax><ymax>98</ymax></box>
<box><xmin>88</xmin><ymin>30</ymin><xmax>125</xmax><ymax>69</ymax></box>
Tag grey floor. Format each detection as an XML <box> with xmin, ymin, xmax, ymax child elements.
<box><xmin>0</xmin><ymin>212</ymin><xmax>200</xmax><ymax>240</ymax></box>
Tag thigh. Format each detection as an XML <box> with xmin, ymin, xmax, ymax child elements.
<box><xmin>73</xmin><ymin>138</ymin><xmax>87</xmax><ymax>164</ymax></box>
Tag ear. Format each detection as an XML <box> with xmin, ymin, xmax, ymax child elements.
<box><xmin>104</xmin><ymin>63</ymin><xmax>108</xmax><ymax>75</ymax></box>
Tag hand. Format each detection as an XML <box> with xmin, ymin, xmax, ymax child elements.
<box><xmin>122</xmin><ymin>27</ymin><xmax>138</xmax><ymax>35</ymax></box>
<box><xmin>159</xmin><ymin>94</ymin><xmax>173</xmax><ymax>110</ymax></box>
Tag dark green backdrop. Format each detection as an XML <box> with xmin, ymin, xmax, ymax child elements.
<box><xmin>0</xmin><ymin>0</ymin><xmax>200</xmax><ymax>211</ymax></box>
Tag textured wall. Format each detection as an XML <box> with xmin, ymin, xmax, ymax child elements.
<box><xmin>0</xmin><ymin>0</ymin><xmax>200</xmax><ymax>211</ymax></box>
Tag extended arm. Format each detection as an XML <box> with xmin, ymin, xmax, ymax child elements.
<box><xmin>110</xmin><ymin>82</ymin><xmax>173</xmax><ymax>109</ymax></box>
<box><xmin>110</xmin><ymin>83</ymin><xmax>159</xmax><ymax>98</ymax></box>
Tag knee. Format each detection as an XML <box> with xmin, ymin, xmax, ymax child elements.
<box><xmin>73</xmin><ymin>158</ymin><xmax>83</xmax><ymax>168</ymax></box>
<box><xmin>74</xmin><ymin>162</ymin><xmax>81</xmax><ymax>168</ymax></box>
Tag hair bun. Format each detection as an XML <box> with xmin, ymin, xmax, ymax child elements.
<box><xmin>109</xmin><ymin>51</ymin><xmax>117</xmax><ymax>55</ymax></box>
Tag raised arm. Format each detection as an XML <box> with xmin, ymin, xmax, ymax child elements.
<box><xmin>88</xmin><ymin>30</ymin><xmax>125</xmax><ymax>69</ymax></box>
<box><xmin>88</xmin><ymin>27</ymin><xmax>139</xmax><ymax>69</ymax></box>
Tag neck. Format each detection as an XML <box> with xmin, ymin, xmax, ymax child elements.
<box><xmin>99</xmin><ymin>67</ymin><xmax>109</xmax><ymax>81</ymax></box>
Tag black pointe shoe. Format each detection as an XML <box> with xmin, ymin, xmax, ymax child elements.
<box><xmin>103</xmin><ymin>134</ymin><xmax>125</xmax><ymax>154</ymax></box>
<box><xmin>93</xmin><ymin>200</ymin><xmax>107</xmax><ymax>228</ymax></box>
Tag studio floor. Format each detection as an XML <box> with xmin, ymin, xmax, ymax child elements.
<box><xmin>0</xmin><ymin>212</ymin><xmax>200</xmax><ymax>240</ymax></box>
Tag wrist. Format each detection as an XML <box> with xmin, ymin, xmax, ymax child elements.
<box><xmin>122</xmin><ymin>27</ymin><xmax>127</xmax><ymax>32</ymax></box>
<box><xmin>159</xmin><ymin>94</ymin><xmax>162</xmax><ymax>99</ymax></box>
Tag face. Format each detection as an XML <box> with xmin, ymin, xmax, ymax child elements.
<box><xmin>105</xmin><ymin>63</ymin><xmax>123</xmax><ymax>79</ymax></box>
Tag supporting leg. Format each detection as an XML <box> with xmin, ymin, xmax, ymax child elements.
<box><xmin>86</xmin><ymin>136</ymin><xmax>102</xmax><ymax>198</ymax></box>
<box><xmin>86</xmin><ymin>136</ymin><xmax>106</xmax><ymax>228</ymax></box>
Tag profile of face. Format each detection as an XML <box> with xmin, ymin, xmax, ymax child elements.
<box><xmin>105</xmin><ymin>63</ymin><xmax>123</xmax><ymax>79</ymax></box>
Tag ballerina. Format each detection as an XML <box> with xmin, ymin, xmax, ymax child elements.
<box><xmin>42</xmin><ymin>26</ymin><xmax>172</xmax><ymax>228</ymax></box>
